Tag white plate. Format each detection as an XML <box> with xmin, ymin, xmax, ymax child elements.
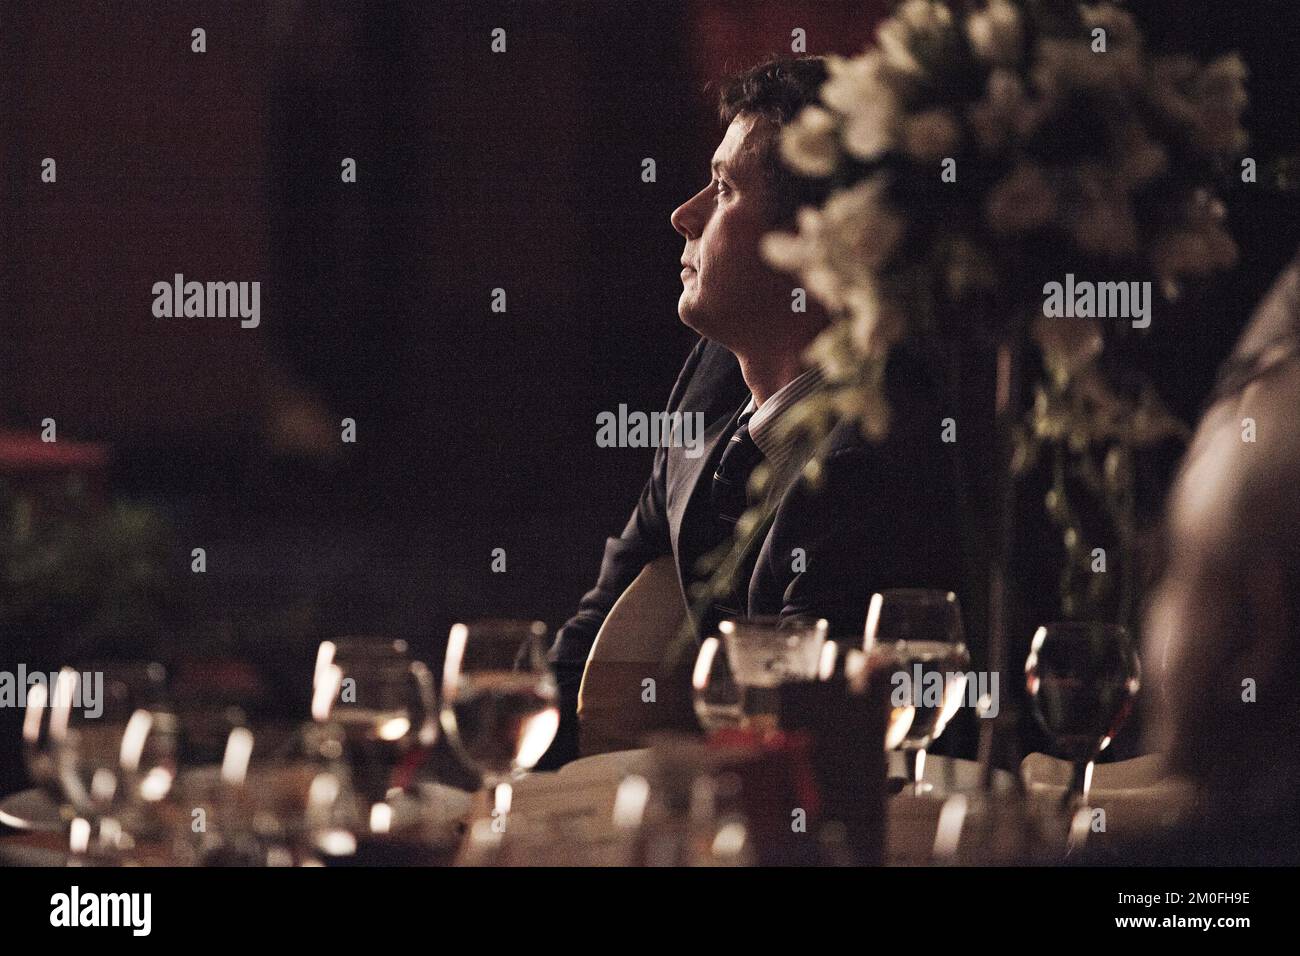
<box><xmin>0</xmin><ymin>789</ymin><xmax>63</xmax><ymax>832</ymax></box>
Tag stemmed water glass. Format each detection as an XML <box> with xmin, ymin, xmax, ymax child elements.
<box><xmin>865</xmin><ymin>590</ymin><xmax>970</xmax><ymax>796</ymax></box>
<box><xmin>1025</xmin><ymin>621</ymin><xmax>1141</xmax><ymax>809</ymax></box>
<box><xmin>440</xmin><ymin>620</ymin><xmax>558</xmax><ymax>827</ymax></box>
<box><xmin>51</xmin><ymin>661</ymin><xmax>179</xmax><ymax>858</ymax></box>
<box><xmin>313</xmin><ymin>638</ymin><xmax>438</xmax><ymax>808</ymax></box>
<box><xmin>20</xmin><ymin>667</ymin><xmax>80</xmax><ymax>830</ymax></box>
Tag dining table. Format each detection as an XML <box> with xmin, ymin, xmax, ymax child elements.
<box><xmin>0</xmin><ymin>748</ymin><xmax>1192</xmax><ymax>867</ymax></box>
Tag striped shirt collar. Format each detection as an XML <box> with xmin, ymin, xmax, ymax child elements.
<box><xmin>740</xmin><ymin>365</ymin><xmax>826</xmax><ymax>477</ymax></box>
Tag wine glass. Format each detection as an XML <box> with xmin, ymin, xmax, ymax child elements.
<box><xmin>53</xmin><ymin>661</ymin><xmax>179</xmax><ymax>858</ymax></box>
<box><xmin>312</xmin><ymin>638</ymin><xmax>438</xmax><ymax>810</ymax></box>
<box><xmin>440</xmin><ymin>620</ymin><xmax>558</xmax><ymax>826</ymax></box>
<box><xmin>865</xmin><ymin>590</ymin><xmax>970</xmax><ymax>795</ymax></box>
<box><xmin>709</xmin><ymin>616</ymin><xmax>827</xmax><ymax>737</ymax></box>
<box><xmin>21</xmin><ymin>667</ymin><xmax>80</xmax><ymax>829</ymax></box>
<box><xmin>1025</xmin><ymin>621</ymin><xmax>1141</xmax><ymax>808</ymax></box>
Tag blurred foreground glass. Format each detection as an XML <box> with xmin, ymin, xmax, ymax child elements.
<box><xmin>50</xmin><ymin>662</ymin><xmax>178</xmax><ymax>857</ymax></box>
<box><xmin>1025</xmin><ymin>621</ymin><xmax>1140</xmax><ymax>808</ymax></box>
<box><xmin>312</xmin><ymin>638</ymin><xmax>437</xmax><ymax>805</ymax></box>
<box><xmin>21</xmin><ymin>667</ymin><xmax>80</xmax><ymax>829</ymax></box>
<box><xmin>174</xmin><ymin>713</ymin><xmax>361</xmax><ymax>866</ymax></box>
<box><xmin>865</xmin><ymin>590</ymin><xmax>969</xmax><ymax>795</ymax></box>
<box><xmin>441</xmin><ymin>620</ymin><xmax>558</xmax><ymax>814</ymax></box>
<box><xmin>692</xmin><ymin>637</ymin><xmax>741</xmax><ymax>733</ymax></box>
<box><xmin>693</xmin><ymin>616</ymin><xmax>827</xmax><ymax>737</ymax></box>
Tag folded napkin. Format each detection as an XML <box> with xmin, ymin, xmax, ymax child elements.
<box><xmin>1021</xmin><ymin>751</ymin><xmax>1170</xmax><ymax>793</ymax></box>
<box><xmin>456</xmin><ymin>749</ymin><xmax>653</xmax><ymax>865</ymax></box>
<box><xmin>883</xmin><ymin>756</ymin><xmax>1019</xmax><ymax>865</ymax></box>
<box><xmin>1019</xmin><ymin>752</ymin><xmax>1195</xmax><ymax>843</ymax></box>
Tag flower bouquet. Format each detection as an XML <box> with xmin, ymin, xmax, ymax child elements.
<box><xmin>754</xmin><ymin>0</ymin><xmax>1248</xmax><ymax>775</ymax></box>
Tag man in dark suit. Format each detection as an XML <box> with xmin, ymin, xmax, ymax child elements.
<box><xmin>542</xmin><ymin>57</ymin><xmax>962</xmax><ymax>767</ymax></box>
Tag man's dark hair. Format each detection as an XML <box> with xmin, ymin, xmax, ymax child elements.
<box><xmin>714</xmin><ymin>55</ymin><xmax>833</xmax><ymax>226</ymax></box>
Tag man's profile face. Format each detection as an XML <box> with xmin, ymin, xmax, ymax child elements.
<box><xmin>671</xmin><ymin>114</ymin><xmax>789</xmax><ymax>350</ymax></box>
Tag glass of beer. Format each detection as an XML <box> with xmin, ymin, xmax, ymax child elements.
<box><xmin>716</xmin><ymin>616</ymin><xmax>828</xmax><ymax>737</ymax></box>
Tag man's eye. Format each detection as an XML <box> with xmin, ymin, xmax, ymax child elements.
<box><xmin>715</xmin><ymin>178</ymin><xmax>731</xmax><ymax>196</ymax></box>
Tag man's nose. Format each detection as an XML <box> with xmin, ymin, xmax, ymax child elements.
<box><xmin>671</xmin><ymin>191</ymin><xmax>705</xmax><ymax>239</ymax></box>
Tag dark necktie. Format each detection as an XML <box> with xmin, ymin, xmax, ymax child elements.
<box><xmin>705</xmin><ymin>411</ymin><xmax>765</xmax><ymax>622</ymax></box>
<box><xmin>711</xmin><ymin>411</ymin><xmax>764</xmax><ymax>532</ymax></box>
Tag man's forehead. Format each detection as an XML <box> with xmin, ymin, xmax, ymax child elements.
<box><xmin>711</xmin><ymin>114</ymin><xmax>768</xmax><ymax>177</ymax></box>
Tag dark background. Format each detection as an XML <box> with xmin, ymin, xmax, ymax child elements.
<box><xmin>2</xmin><ymin>0</ymin><xmax>1298</xmax><ymax>788</ymax></box>
<box><xmin>0</xmin><ymin>0</ymin><xmax>893</xmax><ymax>652</ymax></box>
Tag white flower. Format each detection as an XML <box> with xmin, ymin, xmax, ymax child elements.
<box><xmin>804</xmin><ymin>265</ymin><xmax>845</xmax><ymax>312</ymax></box>
<box><xmin>1080</xmin><ymin>3</ymin><xmax>1141</xmax><ymax>50</ymax></box>
<box><xmin>877</xmin><ymin>17</ymin><xmax>923</xmax><ymax>76</ymax></box>
<box><xmin>1114</xmin><ymin>123</ymin><xmax>1167</xmax><ymax>187</ymax></box>
<box><xmin>760</xmin><ymin>229</ymin><xmax>811</xmax><ymax>273</ymax></box>
<box><xmin>847</xmin><ymin>280</ymin><xmax>903</xmax><ymax>361</ymax></box>
<box><xmin>850</xmin><ymin>383</ymin><xmax>893</xmax><ymax>443</ymax></box>
<box><xmin>1150</xmin><ymin>197</ymin><xmax>1238</xmax><ymax>284</ymax></box>
<box><xmin>762</xmin><ymin>176</ymin><xmax>904</xmax><ymax>339</ymax></box>
<box><xmin>821</xmin><ymin>52</ymin><xmax>899</xmax><ymax>161</ymax></box>
<box><xmin>780</xmin><ymin>105</ymin><xmax>840</xmax><ymax>177</ymax></box>
<box><xmin>820</xmin><ymin>176</ymin><xmax>906</xmax><ymax>277</ymax></box>
<box><xmin>821</xmin><ymin>52</ymin><xmax>883</xmax><ymax>113</ymax></box>
<box><xmin>985</xmin><ymin>161</ymin><xmax>1057</xmax><ymax>234</ymax></box>
<box><xmin>968</xmin><ymin>68</ymin><xmax>1038</xmax><ymax>152</ymax></box>
<box><xmin>1034</xmin><ymin>38</ymin><xmax>1139</xmax><ymax>95</ymax></box>
<box><xmin>1188</xmin><ymin>53</ymin><xmax>1249</xmax><ymax>153</ymax></box>
<box><xmin>803</xmin><ymin>348</ymin><xmax>893</xmax><ymax>442</ymax></box>
<box><xmin>1149</xmin><ymin>54</ymin><xmax>1199</xmax><ymax>126</ymax></box>
<box><xmin>751</xmin><ymin>0</ymin><xmax>1244</xmax><ymax>450</ymax></box>
<box><xmin>763</xmin><ymin>212</ymin><xmax>848</xmax><ymax>314</ymax></box>
<box><xmin>966</xmin><ymin>0</ymin><xmax>1022</xmax><ymax>67</ymax></box>
<box><xmin>902</xmin><ymin>108</ymin><xmax>961</xmax><ymax>162</ymax></box>
<box><xmin>876</xmin><ymin>1</ymin><xmax>957</xmax><ymax>82</ymax></box>
<box><xmin>842</xmin><ymin>101</ymin><xmax>896</xmax><ymax>160</ymax></box>
<box><xmin>1150</xmin><ymin>53</ymin><xmax>1247</xmax><ymax>154</ymax></box>
<box><xmin>1195</xmin><ymin>53</ymin><xmax>1248</xmax><ymax>109</ymax></box>
<box><xmin>805</xmin><ymin>323</ymin><xmax>860</xmax><ymax>382</ymax></box>
<box><xmin>895</xmin><ymin>0</ymin><xmax>952</xmax><ymax>32</ymax></box>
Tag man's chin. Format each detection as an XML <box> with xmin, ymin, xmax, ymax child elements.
<box><xmin>677</xmin><ymin>298</ymin><xmax>708</xmax><ymax>336</ymax></box>
<box><xmin>678</xmin><ymin>307</ymin><xmax>738</xmax><ymax>350</ymax></box>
